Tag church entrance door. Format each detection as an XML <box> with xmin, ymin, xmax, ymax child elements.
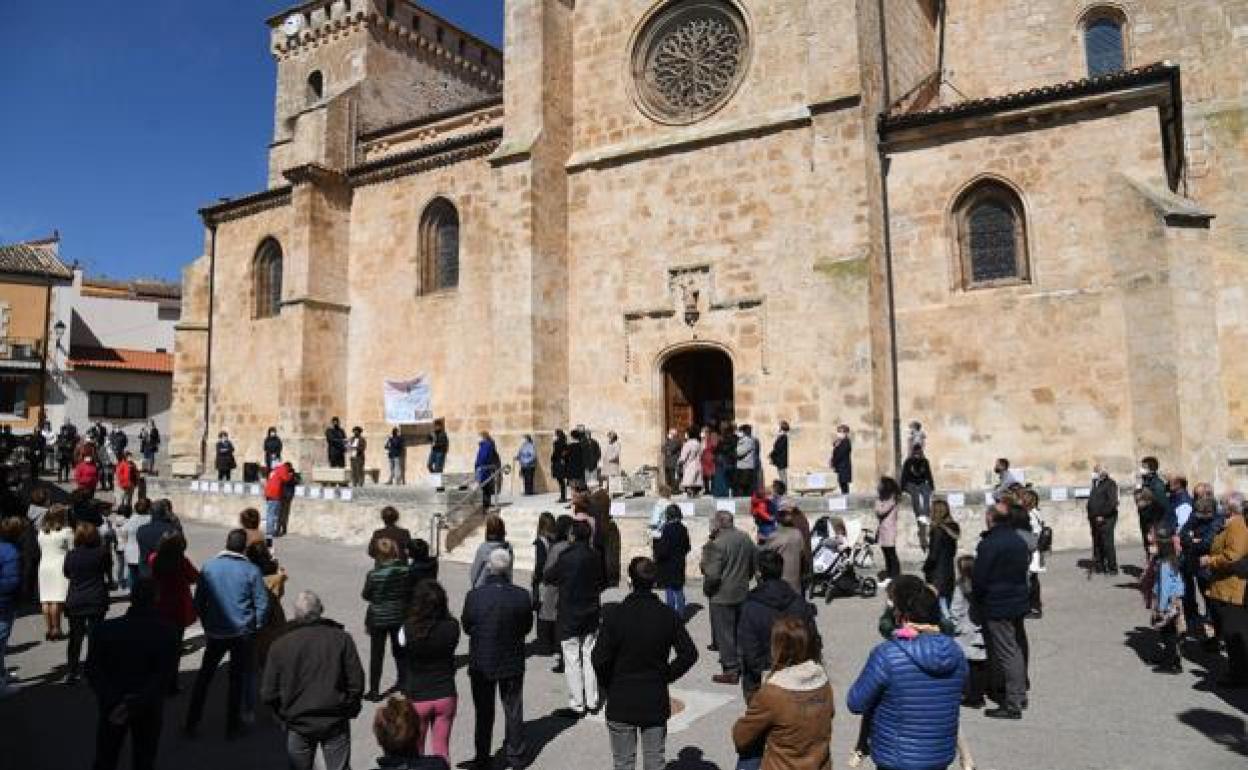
<box><xmin>662</xmin><ymin>348</ymin><xmax>734</xmax><ymax>437</ymax></box>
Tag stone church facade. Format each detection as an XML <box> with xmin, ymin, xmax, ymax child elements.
<box><xmin>172</xmin><ymin>0</ymin><xmax>1248</xmax><ymax>489</ymax></box>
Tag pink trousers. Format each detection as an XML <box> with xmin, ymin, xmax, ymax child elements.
<box><xmin>411</xmin><ymin>696</ymin><xmax>457</xmax><ymax>761</ymax></box>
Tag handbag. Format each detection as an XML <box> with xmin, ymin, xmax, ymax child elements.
<box><xmin>1037</xmin><ymin>524</ymin><xmax>1053</xmax><ymax>553</ymax></box>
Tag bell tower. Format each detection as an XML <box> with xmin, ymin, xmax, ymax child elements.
<box><xmin>264</xmin><ymin>0</ymin><xmax>503</xmax><ymax>186</ymax></box>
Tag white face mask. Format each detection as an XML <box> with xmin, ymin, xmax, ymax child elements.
<box><xmin>1139</xmin><ymin>466</ymin><xmax>1150</xmax><ymax>476</ymax></box>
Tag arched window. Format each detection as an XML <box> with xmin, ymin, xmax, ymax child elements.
<box><xmin>419</xmin><ymin>198</ymin><xmax>459</xmax><ymax>294</ymax></box>
<box><xmin>954</xmin><ymin>180</ymin><xmax>1029</xmax><ymax>288</ymax></box>
<box><xmin>1083</xmin><ymin>9</ymin><xmax>1126</xmax><ymax>77</ymax></box>
<box><xmin>306</xmin><ymin>70</ymin><xmax>324</xmax><ymax>105</ymax></box>
<box><xmin>254</xmin><ymin>238</ymin><xmax>284</xmax><ymax>318</ymax></box>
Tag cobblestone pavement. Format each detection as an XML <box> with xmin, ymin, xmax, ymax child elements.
<box><xmin>2</xmin><ymin>521</ymin><xmax>1244</xmax><ymax>770</ymax></box>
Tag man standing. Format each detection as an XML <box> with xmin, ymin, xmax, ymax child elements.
<box><xmin>847</xmin><ymin>576</ymin><xmax>966</xmax><ymax>769</ymax></box>
<box><xmin>992</xmin><ymin>458</ymin><xmax>1021</xmax><ymax>496</ymax></box>
<box><xmin>462</xmin><ymin>549</ymin><xmax>532</xmax><ymax>770</ymax></box>
<box><xmin>762</xmin><ymin>508</ymin><xmax>810</xmax><ymax>596</ymax></box>
<box><xmin>592</xmin><ymin>557</ymin><xmax>698</xmax><ymax>770</ymax></box>
<box><xmin>185</xmin><ymin>529</ymin><xmax>270</xmax><ymax>738</ymax></box>
<box><xmin>262</xmin><ymin>591</ymin><xmax>364</xmax><ymax>770</ymax></box>
<box><xmin>348</xmin><ymin>427</ymin><xmax>367</xmax><ymax>487</ymax></box>
<box><xmin>662</xmin><ymin>429</ymin><xmax>682</xmax><ymax>491</ymax></box>
<box><xmin>1139</xmin><ymin>456</ymin><xmax>1170</xmax><ymax>518</ymax></box>
<box><xmin>114</xmin><ymin>451</ymin><xmax>138</xmax><ymax>511</ymax></box>
<box><xmin>325</xmin><ymin>417</ymin><xmax>347</xmax><ymax>469</ymax></box>
<box><xmin>734</xmin><ymin>425</ymin><xmax>758</xmax><ymax>497</ymax></box>
<box><xmin>544</xmin><ymin>520</ymin><xmax>604</xmax><ymax>716</ymax></box>
<box><xmin>701</xmin><ymin>510</ymin><xmax>757</xmax><ymax>685</ymax></box>
<box><xmin>737</xmin><ymin>550</ymin><xmax>817</xmax><ymax>700</ymax></box>
<box><xmin>139</xmin><ymin>420</ymin><xmax>160</xmax><ymax>474</ymax></box>
<box><xmin>831</xmin><ymin>425</ymin><xmax>852</xmax><ymax>494</ymax></box>
<box><xmin>428</xmin><ymin>419</ymin><xmax>449</xmax><ymax>475</ymax></box>
<box><xmin>973</xmin><ymin>503</ymin><xmax>1032</xmax><ymax>720</ymax></box>
<box><xmin>265</xmin><ymin>461</ymin><xmax>296</xmax><ymax>543</ymax></box>
<box><xmin>1169</xmin><ymin>475</ymin><xmax>1194</xmax><ymax>530</ymax></box>
<box><xmin>768</xmin><ymin>421</ymin><xmax>789</xmax><ymax>490</ymax></box>
<box><xmin>584</xmin><ymin>429</ymin><xmax>602</xmax><ymax>489</ymax></box>
<box><xmin>86</xmin><ymin>581</ymin><xmax>178</xmax><ymax>770</ymax></box>
<box><xmin>1087</xmin><ymin>464</ymin><xmax>1119</xmax><ymax>575</ymax></box>
<box><xmin>135</xmin><ymin>500</ymin><xmax>180</xmax><ymax>578</ymax></box>
<box><xmin>901</xmin><ymin>444</ymin><xmax>935</xmax><ymax>549</ymax></box>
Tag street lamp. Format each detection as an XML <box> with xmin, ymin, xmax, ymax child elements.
<box><xmin>53</xmin><ymin>319</ymin><xmax>66</xmax><ymax>350</ymax></box>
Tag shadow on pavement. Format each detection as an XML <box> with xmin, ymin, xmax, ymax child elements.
<box><xmin>1177</xmin><ymin>708</ymin><xmax>1248</xmax><ymax>756</ymax></box>
<box><xmin>1123</xmin><ymin>626</ymin><xmax>1161</xmax><ymax>666</ymax></box>
<box><xmin>666</xmin><ymin>746</ymin><xmax>723</xmax><ymax>770</ymax></box>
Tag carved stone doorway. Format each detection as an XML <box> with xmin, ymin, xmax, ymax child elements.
<box><xmin>662</xmin><ymin>347</ymin><xmax>734</xmax><ymax>437</ymax></box>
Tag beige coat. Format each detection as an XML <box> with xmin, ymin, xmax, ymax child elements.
<box><xmin>732</xmin><ymin>660</ymin><xmax>834</xmax><ymax>770</ymax></box>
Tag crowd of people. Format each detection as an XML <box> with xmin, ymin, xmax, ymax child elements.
<box><xmin>1</xmin><ymin>422</ymin><xmax>1248</xmax><ymax>770</ymax></box>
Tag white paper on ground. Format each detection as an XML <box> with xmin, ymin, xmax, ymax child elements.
<box><xmin>807</xmin><ymin>473</ymin><xmax>827</xmax><ymax>489</ymax></box>
<box><xmin>294</xmin><ymin>486</ymin><xmax>307</xmax><ymax>497</ymax></box>
<box><xmin>340</xmin><ymin>489</ymin><xmax>354</xmax><ymax>501</ymax></box>
<box><xmin>678</xmin><ymin>501</ymin><xmax>695</xmax><ymax>519</ymax></box>
<box><xmin>208</xmin><ymin>482</ymin><xmax>220</xmax><ymax>493</ymax></box>
<box><xmin>715</xmin><ymin>499</ymin><xmax>736</xmax><ymax>513</ymax></box>
<box><xmin>190</xmin><ymin>481</ymin><xmax>201</xmax><ymax>491</ymax></box>
<box><xmin>609</xmin><ymin>501</ymin><xmax>625</xmax><ymax>518</ymax></box>
<box><xmin>309</xmin><ymin>487</ymin><xmax>322</xmax><ymax>499</ymax></box>
<box><xmin>1050</xmin><ymin>487</ymin><xmax>1069</xmax><ymax>502</ymax></box>
<box><xmin>828</xmin><ymin>496</ymin><xmax>848</xmax><ymax>511</ymax></box>
<box><xmin>985</xmin><ymin>491</ymin><xmax>995</xmax><ymax>505</ymax></box>
<box><xmin>249</xmin><ymin>485</ymin><xmax>261</xmax><ymax>496</ymax></box>
<box><xmin>323</xmin><ymin>488</ymin><xmax>337</xmax><ymax>500</ymax></box>
<box><xmin>1073</xmin><ymin>487</ymin><xmax>1092</xmax><ymax>499</ymax></box>
<box><xmin>429</xmin><ymin>473</ymin><xmax>442</xmax><ymax>488</ymax></box>
<box><xmin>947</xmin><ymin>492</ymin><xmax>966</xmax><ymax>508</ymax></box>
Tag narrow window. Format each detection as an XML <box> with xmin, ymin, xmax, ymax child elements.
<box><xmin>954</xmin><ymin>180</ymin><xmax>1030</xmax><ymax>288</ymax></box>
<box><xmin>386</xmin><ymin>1</ymin><xmax>396</xmax><ymax>19</ymax></box>
<box><xmin>436</xmin><ymin>26</ymin><xmax>444</xmax><ymax>45</ymax></box>
<box><xmin>419</xmin><ymin>198</ymin><xmax>460</xmax><ymax>294</ymax></box>
<box><xmin>307</xmin><ymin>70</ymin><xmax>324</xmax><ymax>105</ymax></box>
<box><xmin>1084</xmin><ymin>11</ymin><xmax>1126</xmax><ymax>77</ymax></box>
<box><xmin>254</xmin><ymin>238</ymin><xmax>284</xmax><ymax>318</ymax></box>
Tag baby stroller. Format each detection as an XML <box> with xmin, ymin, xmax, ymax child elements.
<box><xmin>808</xmin><ymin>515</ymin><xmax>878</xmax><ymax>603</ymax></box>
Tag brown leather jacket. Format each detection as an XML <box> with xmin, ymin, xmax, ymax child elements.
<box><xmin>1208</xmin><ymin>514</ymin><xmax>1248</xmax><ymax>606</ymax></box>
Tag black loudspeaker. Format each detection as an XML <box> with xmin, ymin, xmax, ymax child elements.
<box><xmin>243</xmin><ymin>463</ymin><xmax>261</xmax><ymax>483</ymax></box>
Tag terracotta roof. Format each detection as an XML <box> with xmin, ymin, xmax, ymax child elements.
<box><xmin>68</xmin><ymin>346</ymin><xmax>173</xmax><ymax>375</ymax></box>
<box><xmin>82</xmin><ymin>276</ymin><xmax>182</xmax><ymax>301</ymax></box>
<box><xmin>0</xmin><ymin>237</ymin><xmax>74</xmax><ymax>281</ymax></box>
<box><xmin>880</xmin><ymin>62</ymin><xmax>1178</xmax><ymax>132</ymax></box>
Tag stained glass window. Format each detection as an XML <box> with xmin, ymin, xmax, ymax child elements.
<box><xmin>420</xmin><ymin>199</ymin><xmax>459</xmax><ymax>293</ymax></box>
<box><xmin>957</xmin><ymin>182</ymin><xmax>1028</xmax><ymax>288</ymax></box>
<box><xmin>1085</xmin><ymin>16</ymin><xmax>1125</xmax><ymax>77</ymax></box>
<box><xmin>254</xmin><ymin>238</ymin><xmax>283</xmax><ymax>319</ymax></box>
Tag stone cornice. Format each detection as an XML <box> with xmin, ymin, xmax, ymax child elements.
<box><xmin>200</xmin><ymin>187</ymin><xmax>293</xmax><ymax>226</ymax></box>
<box><xmin>348</xmin><ymin>127</ymin><xmax>503</xmax><ymax>188</ymax></box>
<box><xmin>280</xmin><ymin>297</ymin><xmax>351</xmax><ymax>313</ymax></box>
<box><xmin>283</xmin><ymin>163</ymin><xmax>349</xmax><ymax>188</ymax></box>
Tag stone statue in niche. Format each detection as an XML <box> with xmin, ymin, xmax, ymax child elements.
<box><xmin>678</xmin><ymin>279</ymin><xmax>701</xmax><ymax>327</ymax></box>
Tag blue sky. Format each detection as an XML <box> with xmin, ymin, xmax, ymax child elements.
<box><xmin>0</xmin><ymin>0</ymin><xmax>504</xmax><ymax>281</ymax></box>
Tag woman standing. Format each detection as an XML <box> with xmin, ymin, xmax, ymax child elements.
<box><xmin>37</xmin><ymin>505</ymin><xmax>73</xmax><ymax>640</ymax></box>
<box><xmin>601</xmin><ymin>432</ymin><xmax>622</xmax><ymax>495</ymax></box>
<box><xmin>385</xmin><ymin>428</ymin><xmax>406</xmax><ymax>486</ymax></box>
<box><xmin>831</xmin><ymin>425</ymin><xmax>853</xmax><ymax>495</ymax></box>
<box><xmin>215</xmin><ymin>431</ymin><xmax>236</xmax><ymax>481</ymax></box>
<box><xmin>363</xmin><ymin>538</ymin><xmax>411</xmax><ymax>701</ymax></box>
<box><xmin>262</xmin><ymin>427</ymin><xmax>283</xmax><ymax>473</ymax></box>
<box><xmin>551</xmin><ymin>429</ymin><xmax>570</xmax><ymax>503</ymax></box>
<box><xmin>63</xmin><ymin>522</ymin><xmax>111</xmax><ymax>684</ymax></box>
<box><xmin>541</xmin><ymin>515</ymin><xmax>573</xmax><ymax>673</ymax></box>
<box><xmin>699</xmin><ymin>426</ymin><xmax>719</xmax><ymax>497</ymax></box>
<box><xmin>469</xmin><ymin>515</ymin><xmax>512</xmax><ymax>589</ymax></box>
<box><xmin>73</xmin><ymin>454</ymin><xmax>99</xmax><ymax>495</ymax></box>
<box><xmin>150</xmin><ymin>532</ymin><xmax>198</xmax><ymax>693</ymax></box>
<box><xmin>678</xmin><ymin>426</ymin><xmax>704</xmax><ymax>498</ymax></box>
<box><xmin>140</xmin><ymin>420</ymin><xmax>161</xmax><ymax>474</ymax></box>
<box><xmin>1203</xmin><ymin>497</ymin><xmax>1248</xmax><ymax>687</ymax></box>
<box><xmin>532</xmin><ymin>512</ymin><xmax>557</xmax><ymax>654</ymax></box>
<box><xmin>922</xmin><ymin>499</ymin><xmax>960</xmax><ymax>602</ymax></box>
<box><xmin>875</xmin><ymin>477</ymin><xmax>902</xmax><ymax>583</ymax></box>
<box><xmin>653</xmin><ymin>504</ymin><xmax>691</xmax><ymax>617</ymax></box>
<box><xmin>474</xmin><ymin>432</ymin><xmax>501</xmax><ymax>512</ymax></box>
<box><xmin>401</xmin><ymin>580</ymin><xmax>460</xmax><ymax>763</ymax></box>
<box><xmin>732</xmin><ymin>616</ymin><xmax>834</xmax><ymax>770</ymax></box>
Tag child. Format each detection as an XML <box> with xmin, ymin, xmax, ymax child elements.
<box><xmin>750</xmin><ymin>489</ymin><xmax>776</xmax><ymax>543</ymax></box>
<box><xmin>948</xmin><ymin>555</ymin><xmax>988</xmax><ymax>706</ymax></box>
<box><xmin>107</xmin><ymin>503</ymin><xmax>131</xmax><ymax>591</ymax></box>
<box><xmin>1150</xmin><ymin>532</ymin><xmax>1186</xmax><ymax>673</ymax></box>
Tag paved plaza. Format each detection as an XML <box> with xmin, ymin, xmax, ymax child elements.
<box><xmin>2</xmin><ymin>520</ymin><xmax>1245</xmax><ymax>770</ymax></box>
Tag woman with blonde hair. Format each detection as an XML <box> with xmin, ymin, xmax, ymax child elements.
<box><xmin>732</xmin><ymin>615</ymin><xmax>834</xmax><ymax>770</ymax></box>
<box><xmin>37</xmin><ymin>505</ymin><xmax>73</xmax><ymax>640</ymax></box>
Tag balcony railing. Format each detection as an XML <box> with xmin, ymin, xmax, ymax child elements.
<box><xmin>0</xmin><ymin>337</ymin><xmax>45</xmax><ymax>363</ymax></box>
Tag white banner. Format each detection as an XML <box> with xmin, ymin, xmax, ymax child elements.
<box><xmin>384</xmin><ymin>375</ymin><xmax>433</xmax><ymax>425</ymax></box>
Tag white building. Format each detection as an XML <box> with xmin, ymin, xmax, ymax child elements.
<box><xmin>45</xmin><ymin>271</ymin><xmax>181</xmax><ymax>464</ymax></box>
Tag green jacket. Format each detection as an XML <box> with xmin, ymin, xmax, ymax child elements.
<box><xmin>362</xmin><ymin>562</ymin><xmax>411</xmax><ymax>631</ymax></box>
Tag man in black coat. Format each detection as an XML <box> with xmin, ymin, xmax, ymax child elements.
<box><xmin>262</xmin><ymin>590</ymin><xmax>364</xmax><ymax>770</ymax></box>
<box><xmin>462</xmin><ymin>548</ymin><xmax>532</xmax><ymax>769</ymax></box>
<box><xmin>1086</xmin><ymin>464</ymin><xmax>1119</xmax><ymax>574</ymax></box>
<box><xmin>736</xmin><ymin>550</ymin><xmax>818</xmax><ymax>700</ymax></box>
<box><xmin>973</xmin><ymin>502</ymin><xmax>1033</xmax><ymax>720</ymax></box>
<box><xmin>768</xmin><ymin>421</ymin><xmax>790</xmax><ymax>489</ymax></box>
<box><xmin>86</xmin><ymin>580</ymin><xmax>178</xmax><ymax>770</ymax></box>
<box><xmin>134</xmin><ymin>500</ymin><xmax>180</xmax><ymax>579</ymax></box>
<box><xmin>592</xmin><ymin>557</ymin><xmax>697</xmax><ymax>770</ymax></box>
<box><xmin>325</xmin><ymin>417</ymin><xmax>347</xmax><ymax>468</ymax></box>
<box><xmin>544</xmin><ymin>520</ymin><xmax>604</xmax><ymax>716</ymax></box>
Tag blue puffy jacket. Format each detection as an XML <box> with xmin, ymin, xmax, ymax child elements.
<box><xmin>193</xmin><ymin>552</ymin><xmax>269</xmax><ymax>639</ymax></box>
<box><xmin>0</xmin><ymin>541</ymin><xmax>20</xmax><ymax>614</ymax></box>
<box><xmin>847</xmin><ymin>632</ymin><xmax>967</xmax><ymax>770</ymax></box>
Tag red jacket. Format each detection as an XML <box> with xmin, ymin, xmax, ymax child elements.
<box><xmin>74</xmin><ymin>460</ymin><xmax>99</xmax><ymax>490</ymax></box>
<box><xmin>148</xmin><ymin>553</ymin><xmax>199</xmax><ymax>628</ymax></box>
<box><xmin>265</xmin><ymin>464</ymin><xmax>294</xmax><ymax>501</ymax></box>
<box><xmin>115</xmin><ymin>459</ymin><xmax>137</xmax><ymax>490</ymax></box>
